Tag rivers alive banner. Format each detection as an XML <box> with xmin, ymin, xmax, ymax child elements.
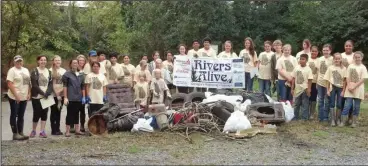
<box><xmin>173</xmin><ymin>56</ymin><xmax>245</xmax><ymax>88</ymax></box>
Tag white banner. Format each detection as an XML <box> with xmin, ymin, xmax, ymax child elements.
<box><xmin>173</xmin><ymin>56</ymin><xmax>245</xmax><ymax>88</ymax></box>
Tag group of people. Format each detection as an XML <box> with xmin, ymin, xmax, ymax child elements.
<box><xmin>6</xmin><ymin>37</ymin><xmax>367</xmax><ymax>141</ymax></box>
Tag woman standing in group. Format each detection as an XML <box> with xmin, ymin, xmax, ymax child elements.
<box><xmin>176</xmin><ymin>44</ymin><xmax>192</xmax><ymax>93</ymax></box>
<box><xmin>30</xmin><ymin>55</ymin><xmax>53</xmax><ymax>138</ymax></box>
<box><xmin>149</xmin><ymin>51</ymin><xmax>160</xmax><ymax>74</ymax></box>
<box><xmin>7</xmin><ymin>55</ymin><xmax>31</xmax><ymax>140</ymax></box>
<box><xmin>134</xmin><ymin>60</ymin><xmax>152</xmax><ymax>85</ymax></box>
<box><xmin>257</xmin><ymin>41</ymin><xmax>274</xmax><ymax>96</ymax></box>
<box><xmin>163</xmin><ymin>51</ymin><xmax>175</xmax><ymax>94</ymax></box>
<box><xmin>135</xmin><ymin>55</ymin><xmax>148</xmax><ymax>71</ymax></box>
<box><xmin>62</xmin><ymin>59</ymin><xmax>85</xmax><ymax>137</ymax></box>
<box><xmin>271</xmin><ymin>40</ymin><xmax>283</xmax><ymax>101</ymax></box>
<box><xmin>239</xmin><ymin>37</ymin><xmax>258</xmax><ymax>92</ymax></box>
<box><xmin>85</xmin><ymin>62</ymin><xmax>108</xmax><ymax>117</ymax></box>
<box><xmin>296</xmin><ymin>39</ymin><xmax>312</xmax><ymax>61</ymax></box>
<box><xmin>217</xmin><ymin>41</ymin><xmax>238</xmax><ymax>58</ymax></box>
<box><xmin>76</xmin><ymin>55</ymin><xmax>88</xmax><ymax>132</ymax></box>
<box><xmin>49</xmin><ymin>55</ymin><xmax>66</xmax><ymax>135</ymax></box>
<box><xmin>121</xmin><ymin>55</ymin><xmax>136</xmax><ymax>87</ymax></box>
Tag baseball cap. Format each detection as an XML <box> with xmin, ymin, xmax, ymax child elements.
<box><xmin>14</xmin><ymin>55</ymin><xmax>23</xmax><ymax>62</ymax></box>
<box><xmin>89</xmin><ymin>50</ymin><xmax>97</xmax><ymax>56</ymax></box>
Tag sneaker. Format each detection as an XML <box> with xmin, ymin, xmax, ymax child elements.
<box><xmin>39</xmin><ymin>131</ymin><xmax>47</xmax><ymax>138</ymax></box>
<box><xmin>29</xmin><ymin>130</ymin><xmax>36</xmax><ymax>138</ymax></box>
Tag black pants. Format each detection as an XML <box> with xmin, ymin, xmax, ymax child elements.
<box><xmin>80</xmin><ymin>104</ymin><xmax>86</xmax><ymax>127</ymax></box>
<box><xmin>66</xmin><ymin>101</ymin><xmax>82</xmax><ymax>125</ymax></box>
<box><xmin>32</xmin><ymin>98</ymin><xmax>48</xmax><ymax>122</ymax></box>
<box><xmin>50</xmin><ymin>97</ymin><xmax>63</xmax><ymax>133</ymax></box>
<box><xmin>89</xmin><ymin>104</ymin><xmax>104</xmax><ymax>117</ymax></box>
<box><xmin>9</xmin><ymin>98</ymin><xmax>27</xmax><ymax>134</ymax></box>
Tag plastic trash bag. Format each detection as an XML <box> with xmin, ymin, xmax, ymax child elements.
<box><xmin>265</xmin><ymin>94</ymin><xmax>275</xmax><ymax>103</ymax></box>
<box><xmin>131</xmin><ymin>118</ymin><xmax>154</xmax><ymax>132</ymax></box>
<box><xmin>238</xmin><ymin>99</ymin><xmax>251</xmax><ymax>112</ymax></box>
<box><xmin>223</xmin><ymin>110</ymin><xmax>252</xmax><ymax>133</ymax></box>
<box><xmin>282</xmin><ymin>101</ymin><xmax>294</xmax><ymax>122</ymax></box>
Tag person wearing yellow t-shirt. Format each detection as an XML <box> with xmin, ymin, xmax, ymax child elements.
<box><xmin>217</xmin><ymin>41</ymin><xmax>238</xmax><ymax>58</ymax></box>
<box><xmin>135</xmin><ymin>55</ymin><xmax>148</xmax><ymax>71</ymax></box>
<box><xmin>6</xmin><ymin>55</ymin><xmax>31</xmax><ymax>140</ymax></box>
<box><xmin>83</xmin><ymin>50</ymin><xmax>99</xmax><ymax>75</ymax></box>
<box><xmin>197</xmin><ymin>37</ymin><xmax>217</xmax><ymax>58</ymax></box>
<box><xmin>307</xmin><ymin>46</ymin><xmax>319</xmax><ymax>120</ymax></box>
<box><xmin>316</xmin><ymin>44</ymin><xmax>333</xmax><ymax>122</ymax></box>
<box><xmin>239</xmin><ymin>37</ymin><xmax>258</xmax><ymax>92</ymax></box>
<box><xmin>341</xmin><ymin>51</ymin><xmax>368</xmax><ymax>127</ymax></box>
<box><xmin>271</xmin><ymin>40</ymin><xmax>283</xmax><ymax>100</ymax></box>
<box><xmin>187</xmin><ymin>40</ymin><xmax>201</xmax><ymax>58</ymax></box>
<box><xmin>30</xmin><ymin>55</ymin><xmax>53</xmax><ymax>138</ymax></box>
<box><xmin>296</xmin><ymin>39</ymin><xmax>312</xmax><ymax>61</ymax></box>
<box><xmin>258</xmin><ymin>41</ymin><xmax>274</xmax><ymax>96</ymax></box>
<box><xmin>107</xmin><ymin>53</ymin><xmax>124</xmax><ymax>85</ymax></box>
<box><xmin>291</xmin><ymin>54</ymin><xmax>313</xmax><ymax>120</ymax></box>
<box><xmin>121</xmin><ymin>55</ymin><xmax>136</xmax><ymax>87</ymax></box>
<box><xmin>276</xmin><ymin>44</ymin><xmax>298</xmax><ymax>103</ymax></box>
<box><xmin>324</xmin><ymin>53</ymin><xmax>346</xmax><ymax>126</ymax></box>
<box><xmin>49</xmin><ymin>55</ymin><xmax>66</xmax><ymax>136</ymax></box>
<box><xmin>98</xmin><ymin>52</ymin><xmax>112</xmax><ymax>77</ymax></box>
<box><xmin>85</xmin><ymin>62</ymin><xmax>108</xmax><ymax>117</ymax></box>
<box><xmin>134</xmin><ymin>60</ymin><xmax>152</xmax><ymax>84</ymax></box>
<box><xmin>163</xmin><ymin>51</ymin><xmax>175</xmax><ymax>93</ymax></box>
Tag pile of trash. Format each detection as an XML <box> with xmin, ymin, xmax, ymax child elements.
<box><xmin>88</xmin><ymin>87</ymin><xmax>295</xmax><ymax>139</ymax></box>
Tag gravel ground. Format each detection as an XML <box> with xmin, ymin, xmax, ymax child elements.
<box><xmin>2</xmin><ymin>101</ymin><xmax>368</xmax><ymax>165</ymax></box>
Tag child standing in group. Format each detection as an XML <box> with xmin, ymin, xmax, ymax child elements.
<box><xmin>107</xmin><ymin>52</ymin><xmax>124</xmax><ymax>84</ymax></box>
<box><xmin>217</xmin><ymin>41</ymin><xmax>238</xmax><ymax>58</ymax></box>
<box><xmin>296</xmin><ymin>39</ymin><xmax>312</xmax><ymax>61</ymax></box>
<box><xmin>341</xmin><ymin>40</ymin><xmax>355</xmax><ymax>124</ymax></box>
<box><xmin>276</xmin><ymin>44</ymin><xmax>298</xmax><ymax>103</ymax></box>
<box><xmin>85</xmin><ymin>62</ymin><xmax>108</xmax><ymax>117</ymax></box>
<box><xmin>291</xmin><ymin>54</ymin><xmax>313</xmax><ymax>120</ymax></box>
<box><xmin>308</xmin><ymin>46</ymin><xmax>319</xmax><ymax>120</ymax></box>
<box><xmin>324</xmin><ymin>53</ymin><xmax>346</xmax><ymax>126</ymax></box>
<box><xmin>258</xmin><ymin>41</ymin><xmax>274</xmax><ymax>96</ymax></box>
<box><xmin>239</xmin><ymin>37</ymin><xmax>258</xmax><ymax>92</ymax></box>
<box><xmin>150</xmin><ymin>69</ymin><xmax>171</xmax><ymax>104</ymax></box>
<box><xmin>340</xmin><ymin>51</ymin><xmax>367</xmax><ymax>127</ymax></box>
<box><xmin>134</xmin><ymin>72</ymin><xmax>149</xmax><ymax>108</ymax></box>
<box><xmin>316</xmin><ymin>44</ymin><xmax>333</xmax><ymax>122</ymax></box>
<box><xmin>271</xmin><ymin>40</ymin><xmax>283</xmax><ymax>101</ymax></box>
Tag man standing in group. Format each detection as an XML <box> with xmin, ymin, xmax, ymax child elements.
<box><xmin>197</xmin><ymin>37</ymin><xmax>217</xmax><ymax>58</ymax></box>
<box><xmin>187</xmin><ymin>40</ymin><xmax>201</xmax><ymax>58</ymax></box>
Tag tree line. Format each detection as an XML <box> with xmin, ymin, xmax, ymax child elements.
<box><xmin>2</xmin><ymin>0</ymin><xmax>368</xmax><ymax>75</ymax></box>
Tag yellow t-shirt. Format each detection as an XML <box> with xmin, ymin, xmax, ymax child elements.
<box><xmin>85</xmin><ymin>73</ymin><xmax>108</xmax><ymax>104</ymax></box>
<box><xmin>324</xmin><ymin>65</ymin><xmax>346</xmax><ymax>89</ymax></box>
<box><xmin>239</xmin><ymin>49</ymin><xmax>258</xmax><ymax>73</ymax></box>
<box><xmin>50</xmin><ymin>67</ymin><xmax>66</xmax><ymax>96</ymax></box>
<box><xmin>341</xmin><ymin>52</ymin><xmax>354</xmax><ymax>68</ymax></box>
<box><xmin>134</xmin><ymin>81</ymin><xmax>149</xmax><ymax>106</ymax></box>
<box><xmin>344</xmin><ymin>64</ymin><xmax>368</xmax><ymax>100</ymax></box>
<box><xmin>163</xmin><ymin>60</ymin><xmax>173</xmax><ymax>72</ymax></box>
<box><xmin>121</xmin><ymin>63</ymin><xmax>136</xmax><ymax>86</ymax></box>
<box><xmin>308</xmin><ymin>58</ymin><xmax>319</xmax><ymax>83</ymax></box>
<box><xmin>6</xmin><ymin>67</ymin><xmax>31</xmax><ymax>101</ymax></box>
<box><xmin>316</xmin><ymin>56</ymin><xmax>333</xmax><ymax>87</ymax></box>
<box><xmin>197</xmin><ymin>48</ymin><xmax>217</xmax><ymax>58</ymax></box>
<box><xmin>99</xmin><ymin>60</ymin><xmax>111</xmax><ymax>75</ymax></box>
<box><xmin>292</xmin><ymin>65</ymin><xmax>313</xmax><ymax>97</ymax></box>
<box><xmin>33</xmin><ymin>67</ymin><xmax>50</xmax><ymax>99</ymax></box>
<box><xmin>83</xmin><ymin>63</ymin><xmax>92</xmax><ymax>75</ymax></box>
<box><xmin>217</xmin><ymin>51</ymin><xmax>238</xmax><ymax>58</ymax></box>
<box><xmin>107</xmin><ymin>63</ymin><xmax>123</xmax><ymax>84</ymax></box>
<box><xmin>134</xmin><ymin>70</ymin><xmax>152</xmax><ymax>83</ymax></box>
<box><xmin>275</xmin><ymin>55</ymin><xmax>298</xmax><ymax>80</ymax></box>
<box><xmin>258</xmin><ymin>51</ymin><xmax>274</xmax><ymax>80</ymax></box>
<box><xmin>187</xmin><ymin>49</ymin><xmax>200</xmax><ymax>58</ymax></box>
<box><xmin>296</xmin><ymin>51</ymin><xmax>312</xmax><ymax>61</ymax></box>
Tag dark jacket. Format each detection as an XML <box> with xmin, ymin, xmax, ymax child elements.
<box><xmin>30</xmin><ymin>68</ymin><xmax>53</xmax><ymax>98</ymax></box>
<box><xmin>270</xmin><ymin>53</ymin><xmax>278</xmax><ymax>83</ymax></box>
<box><xmin>62</xmin><ymin>71</ymin><xmax>85</xmax><ymax>102</ymax></box>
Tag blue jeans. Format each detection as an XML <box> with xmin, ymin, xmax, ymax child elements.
<box><xmin>259</xmin><ymin>79</ymin><xmax>271</xmax><ymax>96</ymax></box>
<box><xmin>293</xmin><ymin>91</ymin><xmax>310</xmax><ymax>120</ymax></box>
<box><xmin>278</xmin><ymin>80</ymin><xmax>292</xmax><ymax>101</ymax></box>
<box><xmin>244</xmin><ymin>72</ymin><xmax>254</xmax><ymax>91</ymax></box>
<box><xmin>9</xmin><ymin>98</ymin><xmax>27</xmax><ymax>134</ymax></box>
<box><xmin>329</xmin><ymin>85</ymin><xmax>343</xmax><ymax>109</ymax></box>
<box><xmin>317</xmin><ymin>85</ymin><xmax>330</xmax><ymax>121</ymax></box>
<box><xmin>309</xmin><ymin>83</ymin><xmax>317</xmax><ymax>102</ymax></box>
<box><xmin>342</xmin><ymin>98</ymin><xmax>361</xmax><ymax>116</ymax></box>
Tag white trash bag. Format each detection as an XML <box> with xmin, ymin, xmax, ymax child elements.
<box><xmin>131</xmin><ymin>118</ymin><xmax>154</xmax><ymax>132</ymax></box>
<box><xmin>283</xmin><ymin>101</ymin><xmax>294</xmax><ymax>122</ymax></box>
<box><xmin>238</xmin><ymin>99</ymin><xmax>252</xmax><ymax>112</ymax></box>
<box><xmin>265</xmin><ymin>94</ymin><xmax>275</xmax><ymax>103</ymax></box>
<box><xmin>223</xmin><ymin>105</ymin><xmax>252</xmax><ymax>133</ymax></box>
